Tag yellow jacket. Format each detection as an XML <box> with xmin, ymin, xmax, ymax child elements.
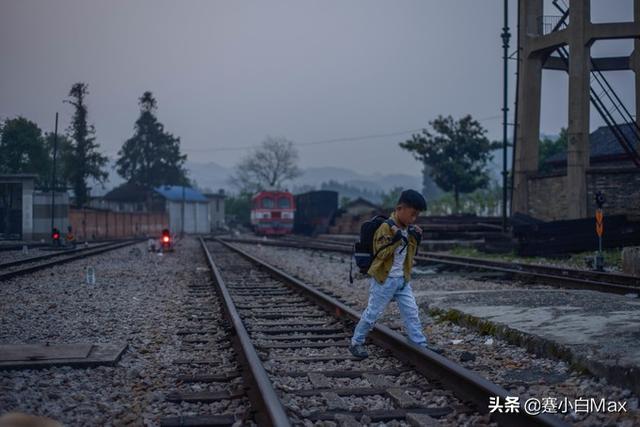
<box><xmin>367</xmin><ymin>212</ymin><xmax>419</xmax><ymax>284</ymax></box>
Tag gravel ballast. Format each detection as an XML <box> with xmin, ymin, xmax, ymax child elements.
<box><xmin>0</xmin><ymin>238</ymin><xmax>251</xmax><ymax>426</ymax></box>
<box><xmin>234</xmin><ymin>242</ymin><xmax>640</xmax><ymax>426</ymax></box>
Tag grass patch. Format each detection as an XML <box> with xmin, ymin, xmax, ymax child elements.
<box><xmin>447</xmin><ymin>246</ymin><xmax>623</xmax><ymax>270</ymax></box>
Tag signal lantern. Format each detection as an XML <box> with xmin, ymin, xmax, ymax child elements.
<box><xmin>52</xmin><ymin>228</ymin><xmax>61</xmax><ymax>246</ymax></box>
<box><xmin>161</xmin><ymin>229</ymin><xmax>171</xmax><ymax>244</ymax></box>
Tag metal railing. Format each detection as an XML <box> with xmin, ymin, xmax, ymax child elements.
<box><xmin>536</xmin><ymin>15</ymin><xmax>568</xmax><ymax>35</ymax></box>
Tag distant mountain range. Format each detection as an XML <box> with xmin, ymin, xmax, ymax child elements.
<box><xmin>90</xmin><ymin>152</ymin><xmax>513</xmax><ymax>202</ymax></box>
<box><xmin>89</xmin><ymin>159</ymin><xmax>424</xmax><ymax>202</ymax></box>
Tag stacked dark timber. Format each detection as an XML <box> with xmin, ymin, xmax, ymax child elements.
<box><xmin>512</xmin><ymin>213</ymin><xmax>640</xmax><ymax>256</ymax></box>
<box><xmin>415</xmin><ymin>215</ymin><xmax>504</xmax><ymax>239</ymax></box>
<box><xmin>415</xmin><ymin>215</ymin><xmax>515</xmax><ymax>253</ymax></box>
<box><xmin>325</xmin><ymin>213</ymin><xmax>514</xmax><ymax>252</ymax></box>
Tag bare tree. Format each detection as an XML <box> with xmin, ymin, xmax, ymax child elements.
<box><xmin>230</xmin><ymin>136</ymin><xmax>301</xmax><ymax>192</ymax></box>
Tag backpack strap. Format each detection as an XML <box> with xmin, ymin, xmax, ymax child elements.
<box><xmin>371</xmin><ymin>220</ymin><xmax>405</xmax><ymax>259</ymax></box>
<box><xmin>398</xmin><ymin>232</ymin><xmax>409</xmax><ymax>254</ymax></box>
<box><xmin>387</xmin><ymin>218</ymin><xmax>410</xmax><ymax>254</ymax></box>
<box><xmin>349</xmin><ymin>255</ymin><xmax>354</xmax><ymax>284</ymax></box>
<box><xmin>372</xmin><ymin>240</ymin><xmax>395</xmax><ymax>260</ymax></box>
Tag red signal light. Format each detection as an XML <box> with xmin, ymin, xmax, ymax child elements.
<box><xmin>52</xmin><ymin>232</ymin><xmax>60</xmax><ymax>240</ymax></box>
<box><xmin>163</xmin><ymin>236</ymin><xmax>170</xmax><ymax>243</ymax></box>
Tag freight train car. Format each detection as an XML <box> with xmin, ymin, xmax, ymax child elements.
<box><xmin>293</xmin><ymin>190</ymin><xmax>339</xmax><ymax>236</ymax></box>
<box><xmin>250</xmin><ymin>191</ymin><xmax>295</xmax><ymax>235</ymax></box>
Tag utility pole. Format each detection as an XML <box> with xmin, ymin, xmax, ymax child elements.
<box><xmin>50</xmin><ymin>112</ymin><xmax>59</xmax><ymax>241</ymax></box>
<box><xmin>181</xmin><ymin>185</ymin><xmax>185</xmax><ymax>237</ymax></box>
<box><xmin>501</xmin><ymin>0</ymin><xmax>511</xmax><ymax>232</ymax></box>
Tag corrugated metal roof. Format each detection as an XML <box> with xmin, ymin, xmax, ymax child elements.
<box><xmin>546</xmin><ymin>124</ymin><xmax>640</xmax><ymax>164</ymax></box>
<box><xmin>154</xmin><ymin>185</ymin><xmax>208</xmax><ymax>202</ymax></box>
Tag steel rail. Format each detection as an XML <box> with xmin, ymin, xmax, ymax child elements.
<box><xmin>0</xmin><ymin>240</ymin><xmax>142</xmax><ymax>282</ymax></box>
<box><xmin>216</xmin><ymin>236</ymin><xmax>639</xmax><ymax>295</ymax></box>
<box><xmin>199</xmin><ymin>237</ymin><xmax>291</xmax><ymax>427</ymax></box>
<box><xmin>0</xmin><ymin>243</ymin><xmax>50</xmax><ymax>252</ymax></box>
<box><xmin>0</xmin><ymin>241</ymin><xmax>118</xmax><ymax>270</ymax></box>
<box><xmin>214</xmin><ymin>237</ymin><xmax>568</xmax><ymax>427</ymax></box>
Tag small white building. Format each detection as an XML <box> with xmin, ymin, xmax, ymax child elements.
<box><xmin>0</xmin><ymin>174</ymin><xmax>70</xmax><ymax>241</ymax></box>
<box><xmin>0</xmin><ymin>174</ymin><xmax>37</xmax><ymax>240</ymax></box>
<box><xmin>155</xmin><ymin>186</ymin><xmax>210</xmax><ymax>234</ymax></box>
<box><xmin>94</xmin><ymin>183</ymin><xmax>218</xmax><ymax>235</ymax></box>
<box><xmin>33</xmin><ymin>190</ymin><xmax>69</xmax><ymax>240</ymax></box>
<box><xmin>204</xmin><ymin>190</ymin><xmax>226</xmax><ymax>231</ymax></box>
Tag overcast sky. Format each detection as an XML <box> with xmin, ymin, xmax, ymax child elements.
<box><xmin>0</xmin><ymin>0</ymin><xmax>635</xmax><ymax>177</ymax></box>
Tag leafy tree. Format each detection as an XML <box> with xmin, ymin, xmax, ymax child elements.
<box><xmin>427</xmin><ymin>184</ymin><xmax>502</xmax><ymax>216</ymax></box>
<box><xmin>339</xmin><ymin>196</ymin><xmax>352</xmax><ymax>209</ymax></box>
<box><xmin>0</xmin><ymin>117</ymin><xmax>49</xmax><ymax>184</ymax></box>
<box><xmin>43</xmin><ymin>132</ymin><xmax>74</xmax><ymax>190</ymax></box>
<box><xmin>117</xmin><ymin>91</ymin><xmax>189</xmax><ymax>188</ymax></box>
<box><xmin>380</xmin><ymin>186</ymin><xmax>403</xmax><ymax>210</ymax></box>
<box><xmin>230</xmin><ymin>136</ymin><xmax>301</xmax><ymax>193</ymax></box>
<box><xmin>225</xmin><ymin>191</ymin><xmax>252</xmax><ymax>227</ymax></box>
<box><xmin>400</xmin><ymin>115</ymin><xmax>500</xmax><ymax>213</ymax></box>
<box><xmin>421</xmin><ymin>164</ymin><xmax>443</xmax><ymax>199</ymax></box>
<box><xmin>65</xmin><ymin>82</ymin><xmax>108</xmax><ymax>207</ymax></box>
<box><xmin>539</xmin><ymin>128</ymin><xmax>568</xmax><ymax>172</ymax></box>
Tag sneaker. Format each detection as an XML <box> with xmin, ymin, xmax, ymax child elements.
<box><xmin>349</xmin><ymin>344</ymin><xmax>369</xmax><ymax>359</ymax></box>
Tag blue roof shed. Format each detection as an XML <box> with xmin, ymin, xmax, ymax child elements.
<box><xmin>154</xmin><ymin>186</ymin><xmax>208</xmax><ymax>202</ymax></box>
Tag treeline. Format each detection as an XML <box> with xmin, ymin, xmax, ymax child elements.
<box><xmin>223</xmin><ymin>114</ymin><xmax>509</xmax><ymax>221</ymax></box>
<box><xmin>0</xmin><ymin>83</ymin><xmax>188</xmax><ymax>207</ymax></box>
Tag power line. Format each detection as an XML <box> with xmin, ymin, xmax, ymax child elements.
<box><xmin>181</xmin><ymin>114</ymin><xmax>501</xmax><ymax>153</ymax></box>
<box><xmin>184</xmin><ymin>128</ymin><xmax>422</xmax><ymax>152</ymax></box>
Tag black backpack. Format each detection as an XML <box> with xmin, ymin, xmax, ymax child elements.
<box><xmin>349</xmin><ymin>215</ymin><xmax>398</xmax><ymax>283</ymax></box>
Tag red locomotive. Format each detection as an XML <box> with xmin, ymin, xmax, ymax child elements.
<box><xmin>250</xmin><ymin>191</ymin><xmax>295</xmax><ymax>235</ymax></box>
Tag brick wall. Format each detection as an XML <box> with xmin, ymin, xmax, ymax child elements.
<box><xmin>527</xmin><ymin>173</ymin><xmax>568</xmax><ymax>221</ymax></box>
<box><xmin>69</xmin><ymin>209</ymin><xmax>169</xmax><ymax>240</ymax></box>
<box><xmin>586</xmin><ymin>167</ymin><xmax>640</xmax><ymax>220</ymax></box>
<box><xmin>527</xmin><ymin>167</ymin><xmax>640</xmax><ymax>221</ymax></box>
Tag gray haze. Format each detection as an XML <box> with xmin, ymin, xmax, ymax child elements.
<box><xmin>0</xmin><ymin>0</ymin><xmax>636</xmax><ymax>181</ymax></box>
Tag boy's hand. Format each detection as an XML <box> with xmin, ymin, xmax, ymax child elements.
<box><xmin>390</xmin><ymin>225</ymin><xmax>404</xmax><ymax>243</ymax></box>
<box><xmin>409</xmin><ymin>225</ymin><xmax>423</xmax><ymax>242</ymax></box>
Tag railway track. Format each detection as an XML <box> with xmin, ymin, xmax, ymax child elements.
<box><xmin>221</xmin><ymin>235</ymin><xmax>640</xmax><ymax>295</ymax></box>
<box><xmin>0</xmin><ymin>239</ymin><xmax>142</xmax><ymax>281</ymax></box>
<box><xmin>0</xmin><ymin>241</ymin><xmax>118</xmax><ymax>268</ymax></box>
<box><xmin>158</xmin><ymin>251</ymin><xmax>252</xmax><ymax>426</ymax></box>
<box><xmin>0</xmin><ymin>242</ymin><xmax>51</xmax><ymax>252</ymax></box>
<box><xmin>200</xmin><ymin>237</ymin><xmax>567</xmax><ymax>426</ymax></box>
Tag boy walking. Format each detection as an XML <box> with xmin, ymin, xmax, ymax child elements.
<box><xmin>349</xmin><ymin>189</ymin><xmax>434</xmax><ymax>359</ymax></box>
